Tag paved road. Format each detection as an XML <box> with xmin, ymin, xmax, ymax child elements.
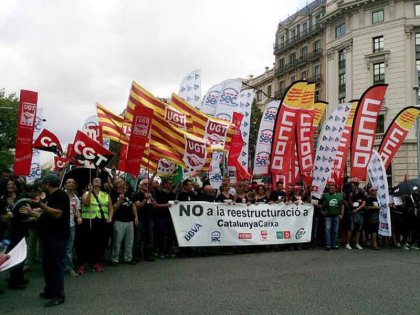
<box><xmin>0</xmin><ymin>247</ymin><xmax>419</xmax><ymax>315</ymax></box>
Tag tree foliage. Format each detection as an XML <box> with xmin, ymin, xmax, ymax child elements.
<box><xmin>0</xmin><ymin>89</ymin><xmax>19</xmax><ymax>170</ymax></box>
<box><xmin>248</xmin><ymin>100</ymin><xmax>263</xmax><ymax>168</ymax></box>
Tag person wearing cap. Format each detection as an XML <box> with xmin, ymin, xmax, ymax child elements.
<box><xmin>20</xmin><ymin>173</ymin><xmax>70</xmax><ymax>307</ymax></box>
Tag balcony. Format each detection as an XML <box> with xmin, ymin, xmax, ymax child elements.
<box><xmin>274</xmin><ymin>49</ymin><xmax>323</xmax><ymax>77</ymax></box>
<box><xmin>274</xmin><ymin>24</ymin><xmax>322</xmax><ymax>54</ymax></box>
<box><xmin>274</xmin><ymin>88</ymin><xmax>287</xmax><ymax>99</ymax></box>
<box><xmin>307</xmin><ymin>74</ymin><xmax>322</xmax><ymax>84</ymax></box>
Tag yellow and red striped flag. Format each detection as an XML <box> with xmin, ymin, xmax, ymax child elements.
<box><xmin>124</xmin><ymin>82</ymin><xmax>212</xmax><ymax>172</ymax></box>
<box><xmin>96</xmin><ymin>102</ymin><xmax>129</xmax><ymax>144</ymax></box>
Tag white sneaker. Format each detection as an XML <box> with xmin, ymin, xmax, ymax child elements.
<box><xmin>395</xmin><ymin>242</ymin><xmax>401</xmax><ymax>248</ymax></box>
<box><xmin>345</xmin><ymin>244</ymin><xmax>352</xmax><ymax>250</ymax></box>
<box><xmin>410</xmin><ymin>245</ymin><xmax>420</xmax><ymax>250</ymax></box>
<box><xmin>355</xmin><ymin>244</ymin><xmax>363</xmax><ymax>250</ymax></box>
<box><xmin>403</xmin><ymin>244</ymin><xmax>410</xmax><ymax>250</ymax></box>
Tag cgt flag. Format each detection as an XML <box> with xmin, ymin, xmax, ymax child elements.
<box><xmin>71</xmin><ymin>130</ymin><xmax>115</xmax><ymax>168</ymax></box>
<box><xmin>54</xmin><ymin>156</ymin><xmax>67</xmax><ymax>171</ymax></box>
<box><xmin>14</xmin><ymin>90</ymin><xmax>38</xmax><ymax>176</ymax></box>
<box><xmin>33</xmin><ymin>129</ymin><xmax>63</xmax><ymax>156</ymax></box>
<box><xmin>350</xmin><ymin>84</ymin><xmax>388</xmax><ymax>181</ymax></box>
<box><xmin>378</xmin><ymin>106</ymin><xmax>420</xmax><ymax>169</ymax></box>
<box><xmin>126</xmin><ymin>106</ymin><xmax>153</xmax><ymax>177</ymax></box>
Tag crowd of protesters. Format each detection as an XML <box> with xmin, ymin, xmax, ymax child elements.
<box><xmin>0</xmin><ymin>167</ymin><xmax>419</xmax><ymax>307</ymax></box>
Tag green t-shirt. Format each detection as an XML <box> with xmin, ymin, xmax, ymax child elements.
<box><xmin>323</xmin><ymin>193</ymin><xmax>343</xmax><ymax>216</ymax></box>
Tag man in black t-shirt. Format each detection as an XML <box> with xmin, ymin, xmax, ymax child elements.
<box><xmin>177</xmin><ymin>179</ymin><xmax>197</xmax><ymax>201</ymax></box>
<box><xmin>269</xmin><ymin>181</ymin><xmax>287</xmax><ymax>203</ymax></box>
<box><xmin>110</xmin><ymin>179</ymin><xmax>137</xmax><ymax>265</ymax></box>
<box><xmin>154</xmin><ymin>179</ymin><xmax>176</xmax><ymax>258</ymax></box>
<box><xmin>21</xmin><ymin>174</ymin><xmax>70</xmax><ymax>307</ymax></box>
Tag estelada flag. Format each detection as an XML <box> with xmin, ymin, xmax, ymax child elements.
<box><xmin>33</xmin><ymin>129</ymin><xmax>63</xmax><ymax>156</ymax></box>
<box><xmin>125</xmin><ymin>105</ymin><xmax>153</xmax><ymax>177</ymax></box>
<box><xmin>378</xmin><ymin>106</ymin><xmax>420</xmax><ymax>169</ymax></box>
<box><xmin>70</xmin><ymin>130</ymin><xmax>115</xmax><ymax>169</ymax></box>
<box><xmin>350</xmin><ymin>84</ymin><xmax>388</xmax><ymax>181</ymax></box>
<box><xmin>14</xmin><ymin>90</ymin><xmax>38</xmax><ymax>176</ymax></box>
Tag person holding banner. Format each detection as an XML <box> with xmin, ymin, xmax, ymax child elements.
<box><xmin>78</xmin><ymin>177</ymin><xmax>113</xmax><ymax>274</ymax></box>
<box><xmin>269</xmin><ymin>181</ymin><xmax>287</xmax><ymax>203</ymax></box>
<box><xmin>321</xmin><ymin>183</ymin><xmax>344</xmax><ymax>250</ymax></box>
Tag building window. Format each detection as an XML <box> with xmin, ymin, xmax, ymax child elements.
<box><xmin>301</xmin><ymin>71</ymin><xmax>307</xmax><ymax>80</ymax></box>
<box><xmin>373</xmin><ymin>62</ymin><xmax>385</xmax><ymax>83</ymax></box>
<box><xmin>339</xmin><ymin>97</ymin><xmax>346</xmax><ymax>104</ymax></box>
<box><xmin>415</xmin><ymin>4</ymin><xmax>420</xmax><ymax>16</ymax></box>
<box><xmin>290</xmin><ymin>28</ymin><xmax>296</xmax><ymax>39</ymax></box>
<box><xmin>373</xmin><ymin>36</ymin><xmax>384</xmax><ymax>53</ymax></box>
<box><xmin>314</xmin><ymin>13</ymin><xmax>322</xmax><ymax>25</ymax></box>
<box><xmin>314</xmin><ymin>64</ymin><xmax>320</xmax><ymax>78</ymax></box>
<box><xmin>335</xmin><ymin>23</ymin><xmax>346</xmax><ymax>38</ymax></box>
<box><xmin>300</xmin><ymin>46</ymin><xmax>308</xmax><ymax>59</ymax></box>
<box><xmin>267</xmin><ymin>85</ymin><xmax>272</xmax><ymax>97</ymax></box>
<box><xmin>338</xmin><ymin>74</ymin><xmax>346</xmax><ymax>94</ymax></box>
<box><xmin>279</xmin><ymin>80</ymin><xmax>285</xmax><ymax>92</ymax></box>
<box><xmin>416</xmin><ymin>33</ymin><xmax>420</xmax><ymax>46</ymax></box>
<box><xmin>281</xmin><ymin>35</ymin><xmax>285</xmax><ymax>45</ymax></box>
<box><xmin>257</xmin><ymin>92</ymin><xmax>262</xmax><ymax>102</ymax></box>
<box><xmin>315</xmin><ymin>90</ymin><xmax>320</xmax><ymax>101</ymax></box>
<box><xmin>338</xmin><ymin>50</ymin><xmax>345</xmax><ymax>69</ymax></box>
<box><xmin>313</xmin><ymin>40</ymin><xmax>321</xmax><ymax>52</ymax></box>
<box><xmin>376</xmin><ymin>114</ymin><xmax>385</xmax><ymax>134</ymax></box>
<box><xmin>279</xmin><ymin>58</ymin><xmax>285</xmax><ymax>70</ymax></box>
<box><xmin>302</xmin><ymin>21</ymin><xmax>308</xmax><ymax>34</ymax></box>
<box><xmin>372</xmin><ymin>10</ymin><xmax>384</xmax><ymax>24</ymax></box>
<box><xmin>289</xmin><ymin>52</ymin><xmax>296</xmax><ymax>65</ymax></box>
<box><xmin>291</xmin><ymin>75</ymin><xmax>296</xmax><ymax>83</ymax></box>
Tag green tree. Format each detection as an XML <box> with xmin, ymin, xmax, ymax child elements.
<box><xmin>0</xmin><ymin>89</ymin><xmax>19</xmax><ymax>170</ymax></box>
<box><xmin>248</xmin><ymin>99</ymin><xmax>263</xmax><ymax>168</ymax></box>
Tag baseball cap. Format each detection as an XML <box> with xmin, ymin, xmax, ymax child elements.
<box><xmin>41</xmin><ymin>174</ymin><xmax>60</xmax><ymax>186</ymax></box>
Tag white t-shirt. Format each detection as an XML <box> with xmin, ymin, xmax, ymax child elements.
<box><xmin>69</xmin><ymin>194</ymin><xmax>81</xmax><ymax>227</ymax></box>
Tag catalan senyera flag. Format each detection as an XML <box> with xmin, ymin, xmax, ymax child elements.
<box><xmin>378</xmin><ymin>106</ymin><xmax>420</xmax><ymax>169</ymax></box>
<box><xmin>170</xmin><ymin>93</ymin><xmax>235</xmax><ymax>150</ymax></box>
<box><xmin>96</xmin><ymin>102</ymin><xmax>129</xmax><ymax>144</ymax></box>
<box><xmin>125</xmin><ymin>82</ymin><xmax>212</xmax><ymax>171</ymax></box>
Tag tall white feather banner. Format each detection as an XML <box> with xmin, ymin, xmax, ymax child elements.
<box><xmin>238</xmin><ymin>89</ymin><xmax>255</xmax><ymax>170</ymax></box>
<box><xmin>201</xmin><ymin>82</ymin><xmax>223</xmax><ymax>116</ymax></box>
<box><xmin>179</xmin><ymin>70</ymin><xmax>201</xmax><ymax>108</ymax></box>
<box><xmin>253</xmin><ymin>100</ymin><xmax>280</xmax><ymax>175</ymax></box>
<box><xmin>312</xmin><ymin>103</ymin><xmax>351</xmax><ymax>199</ymax></box>
<box><xmin>214</xmin><ymin>79</ymin><xmax>242</xmax><ymax>122</ymax></box>
<box><xmin>367</xmin><ymin>149</ymin><xmax>392</xmax><ymax>237</ymax></box>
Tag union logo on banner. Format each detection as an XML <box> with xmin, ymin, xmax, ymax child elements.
<box><xmin>133</xmin><ymin>117</ymin><xmax>150</xmax><ymax>137</ymax></box>
<box><xmin>20</xmin><ymin>102</ymin><xmax>37</xmax><ymax>127</ymax></box>
<box><xmin>205</xmin><ymin>119</ymin><xmax>228</xmax><ymax>145</ymax></box>
<box><xmin>183</xmin><ymin>136</ymin><xmax>206</xmax><ymax>172</ymax></box>
<box><xmin>164</xmin><ymin>107</ymin><xmax>187</xmax><ymax>130</ymax></box>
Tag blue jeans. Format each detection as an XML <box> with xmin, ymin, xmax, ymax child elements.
<box><xmin>63</xmin><ymin>226</ymin><xmax>75</xmax><ymax>272</ymax></box>
<box><xmin>325</xmin><ymin>216</ymin><xmax>339</xmax><ymax>248</ymax></box>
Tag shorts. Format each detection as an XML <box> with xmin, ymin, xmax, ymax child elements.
<box><xmin>350</xmin><ymin>212</ymin><xmax>364</xmax><ymax>231</ymax></box>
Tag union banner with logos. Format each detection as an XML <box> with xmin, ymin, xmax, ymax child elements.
<box><xmin>170</xmin><ymin>202</ymin><xmax>313</xmax><ymax>246</ymax></box>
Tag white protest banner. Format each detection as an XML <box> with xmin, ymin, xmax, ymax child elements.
<box><xmin>179</xmin><ymin>70</ymin><xmax>201</xmax><ymax>108</ymax></box>
<box><xmin>312</xmin><ymin>103</ymin><xmax>351</xmax><ymax>199</ymax></box>
<box><xmin>238</xmin><ymin>89</ymin><xmax>255</xmax><ymax>170</ymax></box>
<box><xmin>253</xmin><ymin>100</ymin><xmax>280</xmax><ymax>175</ymax></box>
<box><xmin>201</xmin><ymin>82</ymin><xmax>223</xmax><ymax>116</ymax></box>
<box><xmin>170</xmin><ymin>202</ymin><xmax>313</xmax><ymax>246</ymax></box>
<box><xmin>27</xmin><ymin>108</ymin><xmax>43</xmax><ymax>184</ymax></box>
<box><xmin>367</xmin><ymin>150</ymin><xmax>392</xmax><ymax>237</ymax></box>
<box><xmin>214</xmin><ymin>79</ymin><xmax>242</xmax><ymax>122</ymax></box>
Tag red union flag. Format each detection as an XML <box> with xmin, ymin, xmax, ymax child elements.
<box><xmin>183</xmin><ymin>136</ymin><xmax>207</xmax><ymax>173</ymax></box>
<box><xmin>33</xmin><ymin>129</ymin><xmax>63</xmax><ymax>156</ymax></box>
<box><xmin>350</xmin><ymin>84</ymin><xmax>388</xmax><ymax>181</ymax></box>
<box><xmin>14</xmin><ymin>90</ymin><xmax>38</xmax><ymax>176</ymax></box>
<box><xmin>205</xmin><ymin>118</ymin><xmax>229</xmax><ymax>148</ymax></box>
<box><xmin>85</xmin><ymin>125</ymin><xmax>103</xmax><ymax>144</ymax></box>
<box><xmin>164</xmin><ymin>106</ymin><xmax>192</xmax><ymax>131</ymax></box>
<box><xmin>378</xmin><ymin>106</ymin><xmax>420</xmax><ymax>169</ymax></box>
<box><xmin>227</xmin><ymin>112</ymin><xmax>243</xmax><ymax>166</ymax></box>
<box><xmin>126</xmin><ymin>106</ymin><xmax>153</xmax><ymax>177</ymax></box>
<box><xmin>71</xmin><ymin>130</ymin><xmax>114</xmax><ymax>168</ymax></box>
<box><xmin>271</xmin><ymin>81</ymin><xmax>307</xmax><ymax>186</ymax></box>
<box><xmin>54</xmin><ymin>156</ymin><xmax>67</xmax><ymax>171</ymax></box>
